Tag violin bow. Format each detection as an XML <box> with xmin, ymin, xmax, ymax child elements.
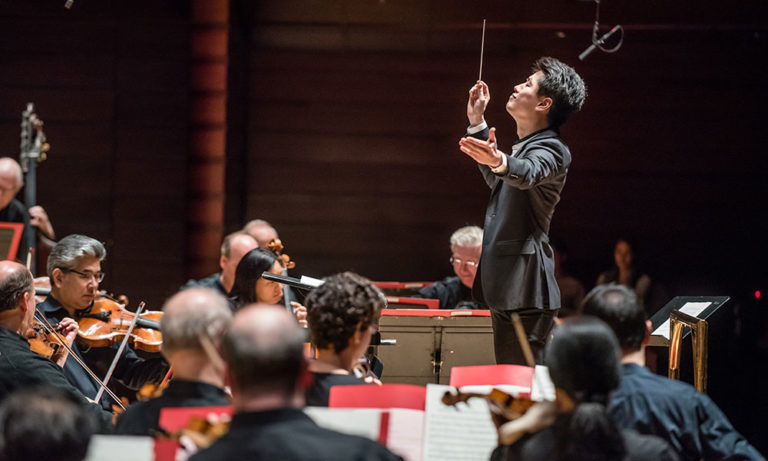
<box><xmin>94</xmin><ymin>301</ymin><xmax>145</xmax><ymax>405</ymax></box>
<box><xmin>34</xmin><ymin>308</ymin><xmax>126</xmax><ymax>410</ymax></box>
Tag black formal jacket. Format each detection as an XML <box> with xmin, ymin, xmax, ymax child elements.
<box><xmin>189</xmin><ymin>407</ymin><xmax>403</xmax><ymax>461</ymax></box>
<box><xmin>37</xmin><ymin>295</ymin><xmax>169</xmax><ymax>410</ymax></box>
<box><xmin>0</xmin><ymin>326</ymin><xmax>112</xmax><ymax>428</ymax></box>
<box><xmin>115</xmin><ymin>379</ymin><xmax>229</xmax><ymax>436</ymax></box>
<box><xmin>471</xmin><ymin>127</ymin><xmax>569</xmax><ymax>311</ymax></box>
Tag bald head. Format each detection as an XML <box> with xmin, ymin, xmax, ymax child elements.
<box><xmin>222</xmin><ymin>304</ymin><xmax>306</xmax><ymax>397</ymax></box>
<box><xmin>0</xmin><ymin>261</ymin><xmax>33</xmax><ymax>312</ymax></box>
<box><xmin>0</xmin><ymin>158</ymin><xmax>22</xmax><ymax>211</ymax></box>
<box><xmin>219</xmin><ymin>232</ymin><xmax>259</xmax><ymax>292</ymax></box>
<box><xmin>242</xmin><ymin>220</ymin><xmax>278</xmax><ymax>248</ymax></box>
<box><xmin>161</xmin><ymin>287</ymin><xmax>232</xmax><ymax>358</ymax></box>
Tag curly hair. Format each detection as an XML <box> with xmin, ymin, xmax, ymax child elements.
<box><xmin>305</xmin><ymin>272</ymin><xmax>386</xmax><ymax>353</ymax></box>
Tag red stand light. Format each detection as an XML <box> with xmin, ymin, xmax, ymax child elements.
<box><xmin>755</xmin><ymin>290</ymin><xmax>761</xmax><ymax>299</ymax></box>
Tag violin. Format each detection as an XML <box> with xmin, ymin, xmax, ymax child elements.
<box><xmin>442</xmin><ymin>388</ymin><xmax>537</xmax><ymax>423</ymax></box>
<box><xmin>27</xmin><ymin>317</ymin><xmax>66</xmax><ymax>363</ymax></box>
<box><xmin>76</xmin><ymin>294</ymin><xmax>163</xmax><ymax>353</ymax></box>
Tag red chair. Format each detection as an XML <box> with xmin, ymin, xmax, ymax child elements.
<box><xmin>328</xmin><ymin>384</ymin><xmax>426</xmax><ymax>410</ymax></box>
<box><xmin>449</xmin><ymin>364</ymin><xmax>535</xmax><ymax>388</ymax></box>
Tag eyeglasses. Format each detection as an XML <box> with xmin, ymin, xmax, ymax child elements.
<box><xmin>450</xmin><ymin>256</ymin><xmax>478</xmax><ymax>268</ymax></box>
<box><xmin>65</xmin><ymin>268</ymin><xmax>105</xmax><ymax>283</ymax></box>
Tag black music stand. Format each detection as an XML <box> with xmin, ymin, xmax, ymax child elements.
<box><xmin>648</xmin><ymin>296</ymin><xmax>730</xmax><ymax>347</ymax></box>
<box><xmin>0</xmin><ymin>222</ymin><xmax>24</xmax><ymax>261</ymax></box>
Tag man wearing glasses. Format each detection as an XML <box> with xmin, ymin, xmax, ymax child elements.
<box><xmin>415</xmin><ymin>226</ymin><xmax>484</xmax><ymax>310</ymax></box>
<box><xmin>37</xmin><ymin>234</ymin><xmax>168</xmax><ymax>410</ymax></box>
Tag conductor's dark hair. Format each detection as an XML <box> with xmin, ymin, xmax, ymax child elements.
<box><xmin>582</xmin><ymin>284</ymin><xmax>647</xmax><ymax>351</ymax></box>
<box><xmin>0</xmin><ymin>265</ymin><xmax>32</xmax><ymax>312</ymax></box>
<box><xmin>228</xmin><ymin>248</ymin><xmax>282</xmax><ymax>310</ymax></box>
<box><xmin>533</xmin><ymin>57</ymin><xmax>587</xmax><ymax>127</ymax></box>
<box><xmin>545</xmin><ymin>316</ymin><xmax>626</xmax><ymax>461</ymax></box>
<box><xmin>305</xmin><ymin>272</ymin><xmax>386</xmax><ymax>353</ymax></box>
<box><xmin>0</xmin><ymin>385</ymin><xmax>100</xmax><ymax>461</ymax></box>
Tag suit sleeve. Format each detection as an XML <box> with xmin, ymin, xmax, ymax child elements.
<box><xmin>498</xmin><ymin>144</ymin><xmax>565</xmax><ymax>190</ymax></box>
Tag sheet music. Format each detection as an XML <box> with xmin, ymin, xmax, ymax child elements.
<box><xmin>85</xmin><ymin>436</ymin><xmax>153</xmax><ymax>461</ymax></box>
<box><xmin>422</xmin><ymin>384</ymin><xmax>497</xmax><ymax>461</ymax></box>
<box><xmin>653</xmin><ymin>301</ymin><xmax>712</xmax><ymax>340</ymax></box>
<box><xmin>531</xmin><ymin>365</ymin><xmax>556</xmax><ymax>402</ymax></box>
<box><xmin>304</xmin><ymin>407</ymin><xmax>382</xmax><ymax>441</ymax></box>
<box><xmin>388</xmin><ymin>408</ymin><xmax>426</xmax><ymax>461</ymax></box>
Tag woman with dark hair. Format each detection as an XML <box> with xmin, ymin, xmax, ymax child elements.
<box><xmin>596</xmin><ymin>239</ymin><xmax>653</xmax><ymax>312</ymax></box>
<box><xmin>228</xmin><ymin>248</ymin><xmax>285</xmax><ymax>310</ymax></box>
<box><xmin>491</xmin><ymin>316</ymin><xmax>678</xmax><ymax>461</ymax></box>
<box><xmin>303</xmin><ymin>272</ymin><xmax>385</xmax><ymax>406</ymax></box>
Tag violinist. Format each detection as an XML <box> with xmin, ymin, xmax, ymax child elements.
<box><xmin>36</xmin><ymin>234</ymin><xmax>169</xmax><ymax>410</ymax></box>
<box><xmin>0</xmin><ymin>261</ymin><xmax>111</xmax><ymax>427</ymax></box>
<box><xmin>490</xmin><ymin>316</ymin><xmax>677</xmax><ymax>461</ymax></box>
<box><xmin>181</xmin><ymin>231</ymin><xmax>258</xmax><ymax>296</ymax></box>
<box><xmin>303</xmin><ymin>272</ymin><xmax>384</xmax><ymax>407</ymax></box>
<box><xmin>115</xmin><ymin>287</ymin><xmax>232</xmax><ymax>435</ymax></box>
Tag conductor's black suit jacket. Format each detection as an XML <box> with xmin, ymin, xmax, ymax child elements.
<box><xmin>470</xmin><ymin>126</ymin><xmax>570</xmax><ymax>312</ymax></box>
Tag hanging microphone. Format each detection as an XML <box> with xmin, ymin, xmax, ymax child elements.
<box><xmin>579</xmin><ymin>24</ymin><xmax>621</xmax><ymax>61</ymax></box>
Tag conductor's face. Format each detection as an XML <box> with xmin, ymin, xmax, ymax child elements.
<box><xmin>506</xmin><ymin>70</ymin><xmax>546</xmax><ymax>119</ymax></box>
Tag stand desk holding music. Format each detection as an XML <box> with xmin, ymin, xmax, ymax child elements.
<box><xmin>374</xmin><ymin>300</ymin><xmax>495</xmax><ymax>385</ymax></box>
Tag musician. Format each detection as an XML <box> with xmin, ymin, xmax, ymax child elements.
<box><xmin>582</xmin><ymin>284</ymin><xmax>762</xmax><ymax>460</ymax></box>
<box><xmin>491</xmin><ymin>316</ymin><xmax>678</xmax><ymax>461</ymax></box>
<box><xmin>0</xmin><ymin>261</ymin><xmax>110</xmax><ymax>426</ymax></box>
<box><xmin>228</xmin><ymin>248</ymin><xmax>286</xmax><ymax>310</ymax></box>
<box><xmin>181</xmin><ymin>231</ymin><xmax>259</xmax><ymax>296</ymax></box>
<box><xmin>414</xmin><ymin>225</ymin><xmax>484</xmax><ymax>309</ymax></box>
<box><xmin>304</xmin><ymin>272</ymin><xmax>384</xmax><ymax>406</ymax></box>
<box><xmin>459</xmin><ymin>57</ymin><xmax>586</xmax><ymax>364</ymax></box>
<box><xmin>242</xmin><ymin>218</ymin><xmax>278</xmax><ymax>248</ymax></box>
<box><xmin>115</xmin><ymin>287</ymin><xmax>231</xmax><ymax>435</ymax></box>
<box><xmin>37</xmin><ymin>234</ymin><xmax>169</xmax><ymax>410</ymax></box>
<box><xmin>0</xmin><ymin>157</ymin><xmax>55</xmax><ymax>257</ymax></box>
<box><xmin>189</xmin><ymin>304</ymin><xmax>402</xmax><ymax>461</ymax></box>
<box><xmin>0</xmin><ymin>385</ymin><xmax>102</xmax><ymax>461</ymax></box>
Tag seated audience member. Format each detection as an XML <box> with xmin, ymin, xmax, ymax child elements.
<box><xmin>182</xmin><ymin>232</ymin><xmax>259</xmax><ymax>296</ymax></box>
<box><xmin>551</xmin><ymin>239</ymin><xmax>585</xmax><ymax>318</ymax></box>
<box><xmin>491</xmin><ymin>316</ymin><xmax>678</xmax><ymax>461</ymax></box>
<box><xmin>242</xmin><ymin>218</ymin><xmax>279</xmax><ymax>248</ymax></box>
<box><xmin>115</xmin><ymin>287</ymin><xmax>232</xmax><ymax>435</ymax></box>
<box><xmin>582</xmin><ymin>284</ymin><xmax>762</xmax><ymax>461</ymax></box>
<box><xmin>596</xmin><ymin>238</ymin><xmax>654</xmax><ymax>313</ymax></box>
<box><xmin>37</xmin><ymin>235</ymin><xmax>168</xmax><ymax>410</ymax></box>
<box><xmin>304</xmin><ymin>272</ymin><xmax>385</xmax><ymax>406</ymax></box>
<box><xmin>0</xmin><ymin>385</ymin><xmax>100</xmax><ymax>461</ymax></box>
<box><xmin>189</xmin><ymin>305</ymin><xmax>402</xmax><ymax>461</ymax></box>
<box><xmin>0</xmin><ymin>261</ymin><xmax>110</xmax><ymax>427</ymax></box>
<box><xmin>414</xmin><ymin>225</ymin><xmax>484</xmax><ymax>309</ymax></box>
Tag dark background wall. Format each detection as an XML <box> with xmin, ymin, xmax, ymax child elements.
<box><xmin>1</xmin><ymin>0</ymin><xmax>766</xmax><ymax>450</ymax></box>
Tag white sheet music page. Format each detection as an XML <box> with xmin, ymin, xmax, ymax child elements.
<box><xmin>303</xmin><ymin>407</ymin><xmax>382</xmax><ymax>441</ymax></box>
<box><xmin>388</xmin><ymin>408</ymin><xmax>426</xmax><ymax>461</ymax></box>
<box><xmin>422</xmin><ymin>384</ymin><xmax>497</xmax><ymax>461</ymax></box>
<box><xmin>653</xmin><ymin>301</ymin><xmax>712</xmax><ymax>340</ymax></box>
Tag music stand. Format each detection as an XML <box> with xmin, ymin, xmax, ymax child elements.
<box><xmin>0</xmin><ymin>222</ymin><xmax>24</xmax><ymax>261</ymax></box>
<box><xmin>648</xmin><ymin>296</ymin><xmax>730</xmax><ymax>347</ymax></box>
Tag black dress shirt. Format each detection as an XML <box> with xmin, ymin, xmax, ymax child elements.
<box><xmin>609</xmin><ymin>363</ymin><xmax>762</xmax><ymax>460</ymax></box>
<box><xmin>114</xmin><ymin>379</ymin><xmax>229</xmax><ymax>436</ymax></box>
<box><xmin>305</xmin><ymin>372</ymin><xmax>367</xmax><ymax>407</ymax></box>
<box><xmin>414</xmin><ymin>276</ymin><xmax>482</xmax><ymax>310</ymax></box>
<box><xmin>0</xmin><ymin>326</ymin><xmax>112</xmax><ymax>429</ymax></box>
<box><xmin>37</xmin><ymin>295</ymin><xmax>169</xmax><ymax>410</ymax></box>
<box><xmin>190</xmin><ymin>407</ymin><xmax>402</xmax><ymax>461</ymax></box>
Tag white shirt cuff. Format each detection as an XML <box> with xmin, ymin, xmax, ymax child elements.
<box><xmin>491</xmin><ymin>154</ymin><xmax>508</xmax><ymax>174</ymax></box>
<box><xmin>467</xmin><ymin>121</ymin><xmax>488</xmax><ymax>134</ymax></box>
